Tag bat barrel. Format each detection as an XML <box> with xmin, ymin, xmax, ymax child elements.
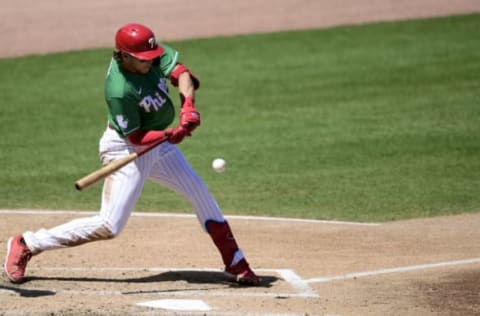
<box><xmin>75</xmin><ymin>173</ymin><xmax>102</xmax><ymax>191</ymax></box>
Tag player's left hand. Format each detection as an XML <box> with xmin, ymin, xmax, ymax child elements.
<box><xmin>179</xmin><ymin>97</ymin><xmax>200</xmax><ymax>133</ymax></box>
<box><xmin>165</xmin><ymin>126</ymin><xmax>191</xmax><ymax>144</ymax></box>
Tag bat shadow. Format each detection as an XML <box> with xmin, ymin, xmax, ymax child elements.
<box><xmin>0</xmin><ymin>283</ymin><xmax>56</xmax><ymax>297</ymax></box>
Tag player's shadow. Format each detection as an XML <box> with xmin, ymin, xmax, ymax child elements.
<box><xmin>26</xmin><ymin>270</ymin><xmax>278</xmax><ymax>291</ymax></box>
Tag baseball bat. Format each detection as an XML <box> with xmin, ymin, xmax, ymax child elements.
<box><xmin>74</xmin><ymin>136</ymin><xmax>169</xmax><ymax>191</ymax></box>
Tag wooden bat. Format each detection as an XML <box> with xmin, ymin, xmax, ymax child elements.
<box><xmin>74</xmin><ymin>136</ymin><xmax>169</xmax><ymax>191</ymax></box>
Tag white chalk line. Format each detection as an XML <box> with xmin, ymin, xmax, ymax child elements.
<box><xmin>274</xmin><ymin>269</ymin><xmax>318</xmax><ymax>297</ymax></box>
<box><xmin>0</xmin><ymin>209</ymin><xmax>380</xmax><ymax>226</ymax></box>
<box><xmin>4</xmin><ymin>211</ymin><xmax>479</xmax><ymax>290</ymax></box>
<box><xmin>306</xmin><ymin>257</ymin><xmax>480</xmax><ymax>283</ymax></box>
<box><xmin>34</xmin><ymin>258</ymin><xmax>479</xmax><ymax>296</ymax></box>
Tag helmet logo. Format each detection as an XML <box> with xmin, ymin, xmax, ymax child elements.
<box><xmin>148</xmin><ymin>37</ymin><xmax>157</xmax><ymax>49</ymax></box>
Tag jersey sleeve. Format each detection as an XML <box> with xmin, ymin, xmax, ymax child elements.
<box><xmin>107</xmin><ymin>96</ymin><xmax>140</xmax><ymax>137</ymax></box>
<box><xmin>157</xmin><ymin>43</ymin><xmax>179</xmax><ymax>77</ymax></box>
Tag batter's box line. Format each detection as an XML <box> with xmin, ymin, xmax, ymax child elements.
<box><xmin>305</xmin><ymin>257</ymin><xmax>480</xmax><ymax>284</ymax></box>
<box><xmin>27</xmin><ymin>267</ymin><xmax>319</xmax><ymax>298</ymax></box>
<box><xmin>263</xmin><ymin>269</ymin><xmax>318</xmax><ymax>298</ymax></box>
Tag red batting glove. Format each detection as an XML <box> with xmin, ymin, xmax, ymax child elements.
<box><xmin>165</xmin><ymin>126</ymin><xmax>191</xmax><ymax>144</ymax></box>
<box><xmin>179</xmin><ymin>97</ymin><xmax>200</xmax><ymax>133</ymax></box>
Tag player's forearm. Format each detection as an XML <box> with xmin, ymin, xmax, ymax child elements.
<box><xmin>127</xmin><ymin>129</ymin><xmax>167</xmax><ymax>146</ymax></box>
<box><xmin>178</xmin><ymin>72</ymin><xmax>195</xmax><ymax>100</ymax></box>
<box><xmin>169</xmin><ymin>63</ymin><xmax>200</xmax><ymax>103</ymax></box>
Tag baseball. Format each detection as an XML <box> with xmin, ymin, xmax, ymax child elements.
<box><xmin>212</xmin><ymin>158</ymin><xmax>227</xmax><ymax>173</ymax></box>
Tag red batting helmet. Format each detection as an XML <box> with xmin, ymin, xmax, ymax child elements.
<box><xmin>115</xmin><ymin>23</ymin><xmax>164</xmax><ymax>60</ymax></box>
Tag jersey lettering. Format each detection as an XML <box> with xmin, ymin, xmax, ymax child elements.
<box><xmin>138</xmin><ymin>79</ymin><xmax>169</xmax><ymax>112</ymax></box>
<box><xmin>157</xmin><ymin>79</ymin><xmax>169</xmax><ymax>94</ymax></box>
<box><xmin>139</xmin><ymin>92</ymin><xmax>167</xmax><ymax>112</ymax></box>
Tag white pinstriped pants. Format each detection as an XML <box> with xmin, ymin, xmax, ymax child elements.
<box><xmin>23</xmin><ymin>128</ymin><xmax>225</xmax><ymax>254</ymax></box>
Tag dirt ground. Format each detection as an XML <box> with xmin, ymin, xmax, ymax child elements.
<box><xmin>2</xmin><ymin>0</ymin><xmax>480</xmax><ymax>58</ymax></box>
<box><xmin>1</xmin><ymin>211</ymin><xmax>480</xmax><ymax>315</ymax></box>
<box><xmin>1</xmin><ymin>1</ymin><xmax>480</xmax><ymax>315</ymax></box>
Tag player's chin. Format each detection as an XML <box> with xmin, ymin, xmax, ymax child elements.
<box><xmin>137</xmin><ymin>66</ymin><xmax>151</xmax><ymax>75</ymax></box>
<box><xmin>135</xmin><ymin>62</ymin><xmax>153</xmax><ymax>74</ymax></box>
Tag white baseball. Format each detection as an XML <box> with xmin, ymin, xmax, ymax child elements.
<box><xmin>212</xmin><ymin>158</ymin><xmax>227</xmax><ymax>173</ymax></box>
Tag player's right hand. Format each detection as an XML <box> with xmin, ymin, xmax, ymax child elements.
<box><xmin>179</xmin><ymin>97</ymin><xmax>200</xmax><ymax>133</ymax></box>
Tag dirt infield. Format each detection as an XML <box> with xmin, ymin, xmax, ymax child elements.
<box><xmin>2</xmin><ymin>1</ymin><xmax>480</xmax><ymax>315</ymax></box>
<box><xmin>1</xmin><ymin>211</ymin><xmax>480</xmax><ymax>315</ymax></box>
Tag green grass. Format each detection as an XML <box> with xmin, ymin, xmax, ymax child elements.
<box><xmin>0</xmin><ymin>14</ymin><xmax>479</xmax><ymax>222</ymax></box>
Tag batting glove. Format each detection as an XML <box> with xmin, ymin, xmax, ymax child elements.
<box><xmin>179</xmin><ymin>97</ymin><xmax>200</xmax><ymax>133</ymax></box>
<box><xmin>165</xmin><ymin>126</ymin><xmax>191</xmax><ymax>144</ymax></box>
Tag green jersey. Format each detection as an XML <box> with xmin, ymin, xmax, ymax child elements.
<box><xmin>104</xmin><ymin>43</ymin><xmax>179</xmax><ymax>137</ymax></box>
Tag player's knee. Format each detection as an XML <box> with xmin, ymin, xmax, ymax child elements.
<box><xmin>95</xmin><ymin>223</ymin><xmax>116</xmax><ymax>240</ymax></box>
<box><xmin>95</xmin><ymin>213</ymin><xmax>129</xmax><ymax>238</ymax></box>
<box><xmin>95</xmin><ymin>217</ymin><xmax>119</xmax><ymax>239</ymax></box>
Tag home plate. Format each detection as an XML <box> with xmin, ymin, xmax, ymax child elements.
<box><xmin>136</xmin><ymin>299</ymin><xmax>211</xmax><ymax>311</ymax></box>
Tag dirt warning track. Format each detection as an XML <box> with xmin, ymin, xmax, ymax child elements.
<box><xmin>1</xmin><ymin>0</ymin><xmax>479</xmax><ymax>58</ymax></box>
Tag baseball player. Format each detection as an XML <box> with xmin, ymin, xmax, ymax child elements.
<box><xmin>4</xmin><ymin>23</ymin><xmax>260</xmax><ymax>286</ymax></box>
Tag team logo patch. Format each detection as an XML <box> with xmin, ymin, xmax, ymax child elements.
<box><xmin>116</xmin><ymin>115</ymin><xmax>128</xmax><ymax>129</ymax></box>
